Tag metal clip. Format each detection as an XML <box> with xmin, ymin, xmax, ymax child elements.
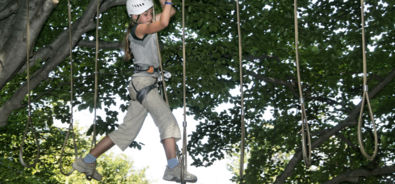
<box><xmin>363</xmin><ymin>85</ymin><xmax>368</xmax><ymax>92</ymax></box>
<box><xmin>158</xmin><ymin>70</ymin><xmax>172</xmax><ymax>82</ymax></box>
<box><xmin>300</xmin><ymin>98</ymin><xmax>304</xmax><ymax>105</ymax></box>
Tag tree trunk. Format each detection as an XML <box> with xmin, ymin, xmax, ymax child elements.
<box><xmin>0</xmin><ymin>0</ymin><xmax>56</xmax><ymax>90</ymax></box>
<box><xmin>0</xmin><ymin>0</ymin><xmax>126</xmax><ymax>127</ymax></box>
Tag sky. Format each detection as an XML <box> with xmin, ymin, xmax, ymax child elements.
<box><xmin>70</xmin><ymin>106</ymin><xmax>235</xmax><ymax>184</ymax></box>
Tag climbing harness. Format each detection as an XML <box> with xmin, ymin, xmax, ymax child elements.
<box><xmin>131</xmin><ymin>64</ymin><xmax>165</xmax><ymax>104</ymax></box>
<box><xmin>130</xmin><ymin>70</ymin><xmax>170</xmax><ymax>104</ymax></box>
<box><xmin>357</xmin><ymin>0</ymin><xmax>378</xmax><ymax>161</ymax></box>
<box><xmin>294</xmin><ymin>0</ymin><xmax>312</xmax><ymax>167</ymax></box>
<box><xmin>235</xmin><ymin>0</ymin><xmax>246</xmax><ymax>181</ymax></box>
<box><xmin>58</xmin><ymin>0</ymin><xmax>79</xmax><ymax>176</ymax></box>
<box><xmin>19</xmin><ymin>0</ymin><xmax>41</xmax><ymax>168</ymax></box>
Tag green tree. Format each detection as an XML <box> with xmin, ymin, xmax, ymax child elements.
<box><xmin>66</xmin><ymin>154</ymin><xmax>149</xmax><ymax>184</ymax></box>
<box><xmin>0</xmin><ymin>0</ymin><xmax>394</xmax><ymax>183</ymax></box>
<box><xmin>0</xmin><ymin>122</ymin><xmax>149</xmax><ymax>183</ymax></box>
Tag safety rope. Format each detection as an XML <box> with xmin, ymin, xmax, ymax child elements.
<box><xmin>357</xmin><ymin>0</ymin><xmax>378</xmax><ymax>161</ymax></box>
<box><xmin>293</xmin><ymin>0</ymin><xmax>311</xmax><ymax>167</ymax></box>
<box><xmin>19</xmin><ymin>0</ymin><xmax>40</xmax><ymax>168</ymax></box>
<box><xmin>58</xmin><ymin>0</ymin><xmax>79</xmax><ymax>175</ymax></box>
<box><xmin>156</xmin><ymin>39</ymin><xmax>169</xmax><ymax>104</ymax></box>
<box><xmin>180</xmin><ymin>0</ymin><xmax>187</xmax><ymax>182</ymax></box>
<box><xmin>153</xmin><ymin>7</ymin><xmax>169</xmax><ymax>105</ymax></box>
<box><xmin>91</xmin><ymin>0</ymin><xmax>101</xmax><ymax>149</ymax></box>
<box><xmin>235</xmin><ymin>0</ymin><xmax>246</xmax><ymax>181</ymax></box>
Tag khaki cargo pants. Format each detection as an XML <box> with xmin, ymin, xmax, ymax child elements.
<box><xmin>109</xmin><ymin>76</ymin><xmax>181</xmax><ymax>151</ymax></box>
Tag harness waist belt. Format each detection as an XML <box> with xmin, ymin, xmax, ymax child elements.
<box><xmin>134</xmin><ymin>65</ymin><xmax>159</xmax><ymax>74</ymax></box>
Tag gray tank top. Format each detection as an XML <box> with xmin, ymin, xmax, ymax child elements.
<box><xmin>129</xmin><ymin>25</ymin><xmax>160</xmax><ymax>77</ymax></box>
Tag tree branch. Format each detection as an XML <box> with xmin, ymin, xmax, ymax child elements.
<box><xmin>323</xmin><ymin>165</ymin><xmax>395</xmax><ymax>184</ymax></box>
<box><xmin>78</xmin><ymin>40</ymin><xmax>122</xmax><ymax>50</ymax></box>
<box><xmin>16</xmin><ymin>0</ymin><xmax>126</xmax><ymax>74</ymax></box>
<box><xmin>274</xmin><ymin>69</ymin><xmax>395</xmax><ymax>184</ymax></box>
<box><xmin>0</xmin><ymin>0</ymin><xmax>57</xmax><ymax>89</ymax></box>
<box><xmin>0</xmin><ymin>0</ymin><xmax>125</xmax><ymax>127</ymax></box>
<box><xmin>100</xmin><ymin>0</ymin><xmax>126</xmax><ymax>12</ymax></box>
<box><xmin>336</xmin><ymin>133</ymin><xmax>359</xmax><ymax>151</ymax></box>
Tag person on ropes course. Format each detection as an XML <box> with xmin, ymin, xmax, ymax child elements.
<box><xmin>72</xmin><ymin>0</ymin><xmax>197</xmax><ymax>182</ymax></box>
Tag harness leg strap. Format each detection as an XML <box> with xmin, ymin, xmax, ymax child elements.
<box><xmin>132</xmin><ymin>82</ymin><xmax>158</xmax><ymax>104</ymax></box>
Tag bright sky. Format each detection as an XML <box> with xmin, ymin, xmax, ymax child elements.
<box><xmin>71</xmin><ymin>106</ymin><xmax>234</xmax><ymax>184</ymax></box>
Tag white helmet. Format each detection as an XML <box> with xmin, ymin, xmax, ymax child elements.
<box><xmin>126</xmin><ymin>0</ymin><xmax>154</xmax><ymax>16</ymax></box>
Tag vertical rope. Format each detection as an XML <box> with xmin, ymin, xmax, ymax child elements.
<box><xmin>153</xmin><ymin>7</ymin><xmax>169</xmax><ymax>105</ymax></box>
<box><xmin>294</xmin><ymin>0</ymin><xmax>311</xmax><ymax>167</ymax></box>
<box><xmin>181</xmin><ymin>0</ymin><xmax>187</xmax><ymax>183</ymax></box>
<box><xmin>357</xmin><ymin>0</ymin><xmax>378</xmax><ymax>161</ymax></box>
<box><xmin>235</xmin><ymin>0</ymin><xmax>246</xmax><ymax>181</ymax></box>
<box><xmin>91</xmin><ymin>0</ymin><xmax>101</xmax><ymax>149</ymax></box>
<box><xmin>19</xmin><ymin>0</ymin><xmax>40</xmax><ymax>168</ymax></box>
<box><xmin>59</xmin><ymin>0</ymin><xmax>79</xmax><ymax>175</ymax></box>
<box><xmin>156</xmin><ymin>38</ymin><xmax>170</xmax><ymax>105</ymax></box>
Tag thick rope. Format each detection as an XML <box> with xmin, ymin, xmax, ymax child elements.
<box><xmin>181</xmin><ymin>0</ymin><xmax>187</xmax><ymax>183</ymax></box>
<box><xmin>357</xmin><ymin>0</ymin><xmax>378</xmax><ymax>161</ymax></box>
<box><xmin>294</xmin><ymin>0</ymin><xmax>311</xmax><ymax>167</ymax></box>
<box><xmin>59</xmin><ymin>0</ymin><xmax>79</xmax><ymax>175</ymax></box>
<box><xmin>19</xmin><ymin>0</ymin><xmax>40</xmax><ymax>168</ymax></box>
<box><xmin>235</xmin><ymin>0</ymin><xmax>246</xmax><ymax>181</ymax></box>
<box><xmin>90</xmin><ymin>0</ymin><xmax>101</xmax><ymax>150</ymax></box>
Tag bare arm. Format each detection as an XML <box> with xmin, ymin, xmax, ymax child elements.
<box><xmin>135</xmin><ymin>0</ymin><xmax>175</xmax><ymax>37</ymax></box>
<box><xmin>156</xmin><ymin>0</ymin><xmax>176</xmax><ymax>20</ymax></box>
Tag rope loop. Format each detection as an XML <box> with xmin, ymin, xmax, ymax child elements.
<box><xmin>19</xmin><ymin>0</ymin><xmax>40</xmax><ymax>168</ymax></box>
<box><xmin>294</xmin><ymin>0</ymin><xmax>312</xmax><ymax>167</ymax></box>
<box><xmin>19</xmin><ymin>117</ymin><xmax>41</xmax><ymax>168</ymax></box>
<box><xmin>300</xmin><ymin>107</ymin><xmax>311</xmax><ymax>166</ymax></box>
<box><xmin>58</xmin><ymin>0</ymin><xmax>79</xmax><ymax>175</ymax></box>
<box><xmin>356</xmin><ymin>0</ymin><xmax>378</xmax><ymax>161</ymax></box>
<box><xmin>59</xmin><ymin>124</ymin><xmax>78</xmax><ymax>176</ymax></box>
<box><xmin>357</xmin><ymin>92</ymin><xmax>378</xmax><ymax>161</ymax></box>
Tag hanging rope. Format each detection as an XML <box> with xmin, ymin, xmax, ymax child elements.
<box><xmin>293</xmin><ymin>0</ymin><xmax>311</xmax><ymax>167</ymax></box>
<box><xmin>180</xmin><ymin>0</ymin><xmax>187</xmax><ymax>183</ymax></box>
<box><xmin>19</xmin><ymin>0</ymin><xmax>40</xmax><ymax>168</ymax></box>
<box><xmin>235</xmin><ymin>0</ymin><xmax>246</xmax><ymax>181</ymax></box>
<box><xmin>153</xmin><ymin>7</ymin><xmax>169</xmax><ymax>105</ymax></box>
<box><xmin>91</xmin><ymin>0</ymin><xmax>101</xmax><ymax>149</ymax></box>
<box><xmin>357</xmin><ymin>0</ymin><xmax>378</xmax><ymax>161</ymax></box>
<box><xmin>156</xmin><ymin>38</ymin><xmax>170</xmax><ymax>105</ymax></box>
<box><xmin>58</xmin><ymin>0</ymin><xmax>79</xmax><ymax>176</ymax></box>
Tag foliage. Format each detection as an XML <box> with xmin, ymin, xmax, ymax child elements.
<box><xmin>68</xmin><ymin>154</ymin><xmax>149</xmax><ymax>184</ymax></box>
<box><xmin>0</xmin><ymin>121</ymin><xmax>148</xmax><ymax>183</ymax></box>
<box><xmin>0</xmin><ymin>0</ymin><xmax>394</xmax><ymax>183</ymax></box>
